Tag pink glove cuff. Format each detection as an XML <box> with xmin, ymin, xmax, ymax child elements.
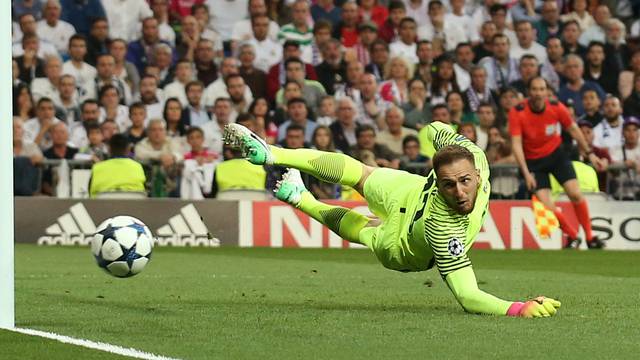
<box><xmin>507</xmin><ymin>302</ymin><xmax>525</xmax><ymax>317</ymax></box>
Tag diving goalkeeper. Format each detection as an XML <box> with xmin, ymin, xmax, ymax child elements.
<box><xmin>224</xmin><ymin>121</ymin><xmax>561</xmax><ymax>318</ymax></box>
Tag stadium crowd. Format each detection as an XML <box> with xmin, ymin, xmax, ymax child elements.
<box><xmin>11</xmin><ymin>0</ymin><xmax>640</xmax><ymax>200</ymax></box>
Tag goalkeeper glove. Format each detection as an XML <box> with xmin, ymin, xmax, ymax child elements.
<box><xmin>507</xmin><ymin>296</ymin><xmax>561</xmax><ymax>318</ymax></box>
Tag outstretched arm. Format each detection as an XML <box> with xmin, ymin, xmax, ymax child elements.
<box><xmin>445</xmin><ymin>265</ymin><xmax>561</xmax><ymax>317</ymax></box>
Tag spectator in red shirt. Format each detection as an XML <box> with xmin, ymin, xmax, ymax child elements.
<box><xmin>332</xmin><ymin>1</ymin><xmax>360</xmax><ymax>48</ymax></box>
<box><xmin>359</xmin><ymin>0</ymin><xmax>388</xmax><ymax>29</ymax></box>
<box><xmin>510</xmin><ymin>76</ymin><xmax>607</xmax><ymax>249</ymax></box>
<box><xmin>169</xmin><ymin>0</ymin><xmax>204</xmax><ymax>23</ymax></box>
<box><xmin>377</xmin><ymin>0</ymin><xmax>405</xmax><ymax>43</ymax></box>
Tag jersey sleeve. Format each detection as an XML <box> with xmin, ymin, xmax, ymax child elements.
<box><xmin>555</xmin><ymin>102</ymin><xmax>574</xmax><ymax>129</ymax></box>
<box><xmin>424</xmin><ymin>213</ymin><xmax>472</xmax><ymax>278</ymax></box>
<box><xmin>508</xmin><ymin>107</ymin><xmax>522</xmax><ymax>136</ymax></box>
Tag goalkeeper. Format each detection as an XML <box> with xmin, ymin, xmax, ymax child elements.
<box><xmin>224</xmin><ymin>121</ymin><xmax>561</xmax><ymax>318</ymax></box>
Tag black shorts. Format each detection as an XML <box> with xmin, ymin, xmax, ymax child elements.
<box><xmin>525</xmin><ymin>146</ymin><xmax>576</xmax><ymax>190</ymax></box>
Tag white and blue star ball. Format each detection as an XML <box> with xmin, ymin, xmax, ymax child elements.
<box><xmin>91</xmin><ymin>216</ymin><xmax>154</xmax><ymax>277</ymax></box>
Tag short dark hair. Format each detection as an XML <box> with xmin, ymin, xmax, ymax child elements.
<box><xmin>129</xmin><ymin>102</ymin><xmax>146</xmax><ymax>113</ymax></box>
<box><xmin>527</xmin><ymin>75</ymin><xmax>548</xmax><ymax>91</ymax></box>
<box><xmin>186</xmin><ymin>126</ymin><xmax>204</xmax><ymax>137</ymax></box>
<box><xmin>313</xmin><ymin>19</ymin><xmax>332</xmax><ymax>34</ymax></box>
<box><xmin>489</xmin><ymin>3</ymin><xmax>507</xmax><ymax>15</ymax></box>
<box><xmin>285</xmin><ymin>57</ymin><xmax>304</xmax><ymax>70</ymax></box>
<box><xmin>432</xmin><ymin>145</ymin><xmax>475</xmax><ymax>174</ymax></box>
<box><xmin>185</xmin><ymin>80</ymin><xmax>204</xmax><ymax>92</ymax></box>
<box><xmin>81</xmin><ymin>99</ymin><xmax>99</xmax><ymax>112</ymax></box>
<box><xmin>399</xmin><ymin>17</ymin><xmax>416</xmax><ymax>27</ymax></box>
<box><xmin>287</xmin><ymin>97</ymin><xmax>307</xmax><ymax>107</ymax></box>
<box><xmin>85</xmin><ymin>121</ymin><xmax>101</xmax><ymax>134</ymax></box>
<box><xmin>388</xmin><ymin>0</ymin><xmax>406</xmax><ymax>12</ymax></box>
<box><xmin>224</xmin><ymin>73</ymin><xmax>244</xmax><ymax>86</ymax></box>
<box><xmin>402</xmin><ymin>134</ymin><xmax>419</xmax><ymax>148</ymax></box>
<box><xmin>109</xmin><ymin>134</ymin><xmax>130</xmax><ymax>157</ymax></box>
<box><xmin>587</xmin><ymin>40</ymin><xmax>605</xmax><ymax>52</ymax></box>
<box><xmin>431</xmin><ymin>103</ymin><xmax>449</xmax><ymax>114</ymax></box>
<box><xmin>286</xmin><ymin>123</ymin><xmax>305</xmax><ymax>134</ymax></box>
<box><xmin>68</xmin><ymin>34</ymin><xmax>86</xmax><ymax>47</ymax></box>
<box><xmin>356</xmin><ymin>124</ymin><xmax>376</xmax><ymax>138</ymax></box>
<box><xmin>236</xmin><ymin>112</ymin><xmax>255</xmax><ymax>125</ymax></box>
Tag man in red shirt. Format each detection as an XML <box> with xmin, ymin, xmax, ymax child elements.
<box><xmin>510</xmin><ymin>76</ymin><xmax>606</xmax><ymax>249</ymax></box>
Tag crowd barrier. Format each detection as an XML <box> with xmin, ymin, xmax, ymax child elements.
<box><xmin>14</xmin><ymin>197</ymin><xmax>640</xmax><ymax>250</ymax></box>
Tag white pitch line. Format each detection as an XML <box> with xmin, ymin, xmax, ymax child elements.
<box><xmin>10</xmin><ymin>327</ymin><xmax>181</xmax><ymax>360</ymax></box>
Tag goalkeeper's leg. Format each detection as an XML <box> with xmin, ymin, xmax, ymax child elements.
<box><xmin>223</xmin><ymin>123</ymin><xmax>374</xmax><ymax>194</ymax></box>
<box><xmin>275</xmin><ymin>169</ymin><xmax>376</xmax><ymax>245</ymax></box>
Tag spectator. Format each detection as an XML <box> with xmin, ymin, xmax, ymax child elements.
<box><xmin>485</xmin><ymin>125</ymin><xmax>519</xmax><ymax>199</ymax></box>
<box><xmin>13</xmin><ymin>14</ymin><xmax>58</xmax><ymax>59</ymax></box>
<box><xmin>231</xmin><ymin>0</ymin><xmax>279</xmax><ymax>51</ymax></box>
<box><xmin>609</xmin><ymin>118</ymin><xmax>640</xmax><ymax>200</ymax></box>
<box><xmin>124</xmin><ymin>102</ymin><xmax>148</xmax><ymax>146</ymax></box>
<box><xmin>201</xmin><ymin>98</ymin><xmax>232</xmax><ymax>156</ymax></box>
<box><xmin>203</xmin><ymin>58</ymin><xmax>252</xmax><ymax>110</ymax></box>
<box><xmin>163</xmin><ymin>60</ymin><xmax>194</xmax><ymax>107</ymax></box>
<box><xmin>624</xmin><ymin>74</ymin><xmax>640</xmax><ymax>118</ymax></box>
<box><xmin>377</xmin><ymin>105</ymin><xmax>418</xmax><ymax>156</ymax></box>
<box><xmin>276</xmin><ymin>58</ymin><xmax>326</xmax><ymax>114</ymax></box>
<box><xmin>37</xmin><ymin>0</ymin><xmax>75</xmax><ymax>57</ymax></box>
<box><xmin>278</xmin><ymin>0</ymin><xmax>313</xmax><ymax>63</ymax></box>
<box><xmin>603</xmin><ymin>19</ymin><xmax>631</xmax><ymax>77</ymax></box>
<box><xmin>93</xmin><ymin>54</ymin><xmax>132</xmax><ymax>105</ymax></box>
<box><xmin>305</xmin><ymin>125</ymin><xmax>340</xmax><ymax>199</ymax></box>
<box><xmin>60</xmin><ymin>0</ymin><xmax>106</xmax><ymax>36</ymax></box>
<box><xmin>70</xmin><ymin>99</ymin><xmax>101</xmax><ymax>149</ymax></box>
<box><xmin>399</xmin><ymin>135</ymin><xmax>428</xmax><ymax>175</ymax></box>
<box><xmin>135</xmin><ymin>118</ymin><xmax>183</xmax><ymax>166</ymax></box>
<box><xmin>62</xmin><ymin>35</ymin><xmax>97</xmax><ymax>101</ymax></box>
<box><xmin>332</xmin><ymin>1</ymin><xmax>359</xmax><ymax>48</ymax></box>
<box><xmin>309</xmin><ymin>20</ymin><xmax>333</xmax><ymax>67</ymax></box>
<box><xmin>184</xmin><ymin>126</ymin><xmax>218</xmax><ymax>163</ymax></box>
<box><xmin>403</xmin><ymin>0</ymin><xmax>428</xmax><ymax>28</ymax></box>
<box><xmin>56</xmin><ymin>74</ymin><xmax>80</xmax><ymax>123</ymax></box>
<box><xmin>413</xmin><ymin>40</ymin><xmax>433</xmax><ymax>86</ymax></box>
<box><xmin>245</xmin><ymin>15</ymin><xmax>282</xmax><ymax>74</ymax></box>
<box><xmin>561</xmin><ymin>20</ymin><xmax>586</xmax><ymax>58</ymax></box>
<box><xmin>13</xmin><ymin>117</ymin><xmax>44</xmax><ymax>166</ymax></box>
<box><xmin>13</xmin><ymin>83</ymin><xmax>36</xmax><ymax>122</ymax></box>
<box><xmin>267</xmin><ymin>40</ymin><xmax>318</xmax><ymax>100</ymax></box>
<box><xmin>509</xmin><ymin>55</ymin><xmax>539</xmax><ymax>97</ymax></box>
<box><xmin>110</xmin><ymin>39</ymin><xmax>140</xmax><ymax>97</ymax></box>
<box><xmin>479</xmin><ymin>34</ymin><xmax>520</xmax><ymax>91</ymax></box>
<box><xmin>175</xmin><ymin>15</ymin><xmax>202</xmax><ymax>62</ymax></box>
<box><xmin>101</xmin><ymin>0</ymin><xmax>152</xmax><ymax>43</ymax></box>
<box><xmin>353</xmin><ymin>73</ymin><xmax>390</xmax><ymax>130</ymax></box>
<box><xmin>137</xmin><ymin>75</ymin><xmax>164</xmax><ymax>120</ymax></box>
<box><xmin>584</xmin><ymin>41</ymin><xmax>617</xmax><ymax>96</ymax></box>
<box><xmin>488</xmin><ymin>3</ymin><xmax>516</xmax><ymax>45</ymax></box>
<box><xmin>577</xmin><ymin>120</ymin><xmax>611</xmax><ymax>192</ymax></box>
<box><xmin>534</xmin><ymin>0</ymin><xmax>562</xmax><ymax>45</ymax></box>
<box><xmin>181</xmin><ymin>81</ymin><xmax>210</xmax><ymax>128</ymax></box>
<box><xmin>593</xmin><ymin>95</ymin><xmax>625</xmax><ymax>152</ymax></box>
<box><xmin>163</xmin><ymin>97</ymin><xmax>187</xmax><ymax>139</ymax></box>
<box><xmin>486</xmin><ymin>125</ymin><xmax>516</xmax><ymax>165</ymax></box>
<box><xmin>149</xmin><ymin>0</ymin><xmax>176</xmax><ymax>47</ymax></box>
<box><xmin>378</xmin><ymin>0</ymin><xmax>405</xmax><ymax>43</ymax></box>
<box><xmin>334</xmin><ymin>60</ymin><xmax>364</xmax><ymax>101</ymax></box>
<box><xmin>14</xmin><ymin>34</ymin><xmax>46</xmax><ymax>85</ymax></box>
<box><xmin>390</xmin><ymin>18</ymin><xmax>418</xmax><ymax>64</ymax></box>
<box><xmin>330</xmin><ymin>97</ymin><xmax>359</xmax><ymax>154</ymax></box>
<box><xmin>453</xmin><ymin>43</ymin><xmax>474</xmax><ymax>91</ymax></box>
<box><xmin>578</xmin><ymin>4</ymin><xmax>610</xmax><ymax>46</ymax></box>
<box><xmin>359</xmin><ymin>0</ymin><xmax>387</xmax><ymax>29</ymax></box>
<box><xmin>225</xmin><ymin>74</ymin><xmax>252</xmax><ymax>115</ymax></box>
<box><xmin>316</xmin><ymin>95</ymin><xmax>336</xmax><ymax>126</ymax></box>
<box><xmin>457</xmin><ymin>123</ymin><xmax>477</xmax><ymax>144</ymax></box>
<box><xmin>380</xmin><ymin>56</ymin><xmax>412</xmax><ymax>104</ymax></box>
<box><xmin>23</xmin><ymin>97</ymin><xmax>61</xmax><ymax>150</ymax></box>
<box><xmin>561</xmin><ymin>0</ymin><xmax>594</xmax><ymax>32</ymax></box>
<box><xmin>475</xmin><ymin>102</ymin><xmax>496</xmax><ymax>150</ymax></box>
<box><xmin>249</xmin><ymin>97</ymin><xmax>277</xmax><ymax>144</ymax></box>
<box><xmin>315</xmin><ymin>39</ymin><xmax>348</xmax><ymax>96</ymax></box>
<box><xmin>150</xmin><ymin>43</ymin><xmax>175</xmax><ymax>87</ymax></box>
<box><xmin>495</xmin><ymin>87</ymin><xmax>520</xmax><ymax>129</ymax></box>
<box><xmin>619</xmin><ymin>51</ymin><xmax>640</xmax><ymax>101</ymax></box>
<box><xmin>238</xmin><ymin>43</ymin><xmax>268</xmax><ymax>100</ymax></box>
<box><xmin>430</xmin><ymin>56</ymin><xmax>460</xmax><ymax>105</ymax></box>
<box><xmin>99</xmin><ymin>85</ymin><xmax>130</xmax><ymax>132</ymax></box>
<box><xmin>100</xmin><ymin>120</ymin><xmax>118</xmax><ymax>143</ymax></box>
<box><xmin>351</xmin><ymin>124</ymin><xmax>400</xmax><ymax>169</ymax></box>
<box><xmin>279</xmin><ymin>123</ymin><xmax>309</xmax><ymax>150</ymax></box>
<box><xmin>75</xmin><ymin>122</ymin><xmax>108</xmax><ymax>162</ymax></box>
<box><xmin>465</xmin><ymin>66</ymin><xmax>498</xmax><ymax>114</ymax></box>
<box><xmin>13</xmin><ymin>0</ymin><xmax>44</xmax><ymax>21</ymax></box>
<box><xmin>42</xmin><ymin>122</ymin><xmax>79</xmax><ymax>195</ymax></box>
<box><xmin>578</xmin><ymin>89</ymin><xmax>604</xmax><ymax>128</ymax></box>
<box><xmin>401</xmin><ymin>78</ymin><xmax>431</xmax><ymax>130</ymax></box>
<box><xmin>168</xmin><ymin>0</ymin><xmax>205</xmax><ymax>22</ymax></box>
<box><xmin>510</xmin><ymin>20</ymin><xmax>547</xmax><ymax>64</ymax></box>
<box><xmin>277</xmin><ymin>98</ymin><xmax>317</xmax><ymax>143</ymax></box>
<box><xmin>311</xmin><ymin>0</ymin><xmax>342</xmax><ymax>26</ymax></box>
<box><xmin>447</xmin><ymin>90</ymin><xmax>476</xmax><ymax>125</ymax></box>
<box><xmin>558</xmin><ymin>54</ymin><xmax>606</xmax><ymax>117</ymax></box>
<box><xmin>351</xmin><ymin>21</ymin><xmax>378</xmax><ymax>66</ymax></box>
<box><xmin>31</xmin><ymin>56</ymin><xmax>63</xmax><ymax>104</ymax></box>
<box><xmin>126</xmin><ymin>17</ymin><xmax>173</xmax><ymax>74</ymax></box>
<box><xmin>446</xmin><ymin>0</ymin><xmax>480</xmax><ymax>44</ymax></box>
<box><xmin>86</xmin><ymin>17</ymin><xmax>110</xmax><ymax>66</ymax></box>
<box><xmin>89</xmin><ymin>133</ymin><xmax>146</xmax><ymax>198</ymax></box>
<box><xmin>193</xmin><ymin>39</ymin><xmax>218</xmax><ymax>87</ymax></box>
<box><xmin>417</xmin><ymin>0</ymin><xmax>465</xmax><ymax>52</ymax></box>
<box><xmin>473</xmin><ymin>21</ymin><xmax>497</xmax><ymax>62</ymax></box>
<box><xmin>510</xmin><ymin>0</ymin><xmax>540</xmax><ymax>24</ymax></box>
<box><xmin>365</xmin><ymin>39</ymin><xmax>389</xmax><ymax>82</ymax></box>
<box><xmin>544</xmin><ymin>37</ymin><xmax>563</xmax><ymax>91</ymax></box>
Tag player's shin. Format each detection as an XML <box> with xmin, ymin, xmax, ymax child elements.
<box><xmin>270</xmin><ymin>147</ymin><xmax>364</xmax><ymax>187</ymax></box>
<box><xmin>297</xmin><ymin>192</ymin><xmax>370</xmax><ymax>244</ymax></box>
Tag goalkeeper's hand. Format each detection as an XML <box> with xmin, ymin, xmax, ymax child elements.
<box><xmin>507</xmin><ymin>296</ymin><xmax>561</xmax><ymax>318</ymax></box>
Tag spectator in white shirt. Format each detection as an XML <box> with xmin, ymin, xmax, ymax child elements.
<box><xmin>137</xmin><ymin>75</ymin><xmax>165</xmax><ymax>120</ymax></box>
<box><xmin>561</xmin><ymin>0</ymin><xmax>594</xmax><ymax>31</ymax></box>
<box><xmin>93</xmin><ymin>53</ymin><xmax>132</xmax><ymax>105</ymax></box>
<box><xmin>101</xmin><ymin>0</ymin><xmax>153</xmax><ymax>43</ymax></box>
<box><xmin>390</xmin><ymin>17</ymin><xmax>418</xmax><ymax>64</ymax></box>
<box><xmin>109</xmin><ymin>39</ymin><xmax>140</xmax><ymax>97</ymax></box>
<box><xmin>489</xmin><ymin>3</ymin><xmax>517</xmax><ymax>45</ymax></box>
<box><xmin>63</xmin><ymin>35</ymin><xmax>97</xmax><ymax>101</ymax></box>
<box><xmin>201</xmin><ymin>98</ymin><xmax>233</xmax><ymax>154</ymax></box>
<box><xmin>13</xmin><ymin>13</ymin><xmax>59</xmax><ymax>59</ymax></box>
<box><xmin>207</xmin><ymin>0</ymin><xmax>250</xmax><ymax>41</ymax></box>
<box><xmin>593</xmin><ymin>96</ymin><xmax>624</xmax><ymax>152</ymax></box>
<box><xmin>192</xmin><ymin>4</ymin><xmax>224</xmax><ymax>58</ymax></box>
<box><xmin>36</xmin><ymin>0</ymin><xmax>75</xmax><ymax>57</ymax></box>
<box><xmin>184</xmin><ymin>81</ymin><xmax>211</xmax><ymax>128</ymax></box>
<box><xmin>578</xmin><ymin>4</ymin><xmax>609</xmax><ymax>46</ymax></box>
<box><xmin>149</xmin><ymin>0</ymin><xmax>176</xmax><ymax>46</ymax></box>
<box><xmin>203</xmin><ymin>57</ymin><xmax>252</xmax><ymax>109</ymax></box>
<box><xmin>479</xmin><ymin>33</ymin><xmax>520</xmax><ymax>90</ymax></box>
<box><xmin>31</xmin><ymin>56</ymin><xmax>63</xmax><ymax>104</ymax></box>
<box><xmin>231</xmin><ymin>0</ymin><xmax>280</xmax><ymax>52</ymax></box>
<box><xmin>453</xmin><ymin>42</ymin><xmax>474</xmax><ymax>91</ymax></box>
<box><xmin>403</xmin><ymin>0</ymin><xmax>429</xmax><ymax>27</ymax></box>
<box><xmin>99</xmin><ymin>84</ymin><xmax>130</xmax><ymax>132</ymax></box>
<box><xmin>510</xmin><ymin>20</ymin><xmax>547</xmax><ymax>64</ymax></box>
<box><xmin>446</xmin><ymin>0</ymin><xmax>480</xmax><ymax>44</ymax></box>
<box><xmin>23</xmin><ymin>97</ymin><xmax>61</xmax><ymax>150</ymax></box>
<box><xmin>69</xmin><ymin>99</ymin><xmax>101</xmax><ymax>149</ymax></box>
<box><xmin>164</xmin><ymin>60</ymin><xmax>194</xmax><ymax>107</ymax></box>
<box><xmin>246</xmin><ymin>14</ymin><xmax>283</xmax><ymax>73</ymax></box>
<box><xmin>417</xmin><ymin>0</ymin><xmax>466</xmax><ymax>52</ymax></box>
<box><xmin>57</xmin><ymin>74</ymin><xmax>80</xmax><ymax>123</ymax></box>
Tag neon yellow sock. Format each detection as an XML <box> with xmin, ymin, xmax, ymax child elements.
<box><xmin>270</xmin><ymin>146</ymin><xmax>363</xmax><ymax>187</ymax></box>
<box><xmin>297</xmin><ymin>192</ymin><xmax>370</xmax><ymax>244</ymax></box>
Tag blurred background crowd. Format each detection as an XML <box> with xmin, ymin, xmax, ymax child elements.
<box><xmin>11</xmin><ymin>0</ymin><xmax>640</xmax><ymax>200</ymax></box>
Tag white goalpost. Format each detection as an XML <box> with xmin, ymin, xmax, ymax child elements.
<box><xmin>1</xmin><ymin>0</ymin><xmax>14</xmax><ymax>329</ymax></box>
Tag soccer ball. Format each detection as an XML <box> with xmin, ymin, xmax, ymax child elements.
<box><xmin>91</xmin><ymin>216</ymin><xmax>154</xmax><ymax>278</ymax></box>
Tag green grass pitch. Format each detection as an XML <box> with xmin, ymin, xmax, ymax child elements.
<box><xmin>3</xmin><ymin>244</ymin><xmax>640</xmax><ymax>359</ymax></box>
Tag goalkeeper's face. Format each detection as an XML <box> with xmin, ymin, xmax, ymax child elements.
<box><xmin>435</xmin><ymin>159</ymin><xmax>481</xmax><ymax>215</ymax></box>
